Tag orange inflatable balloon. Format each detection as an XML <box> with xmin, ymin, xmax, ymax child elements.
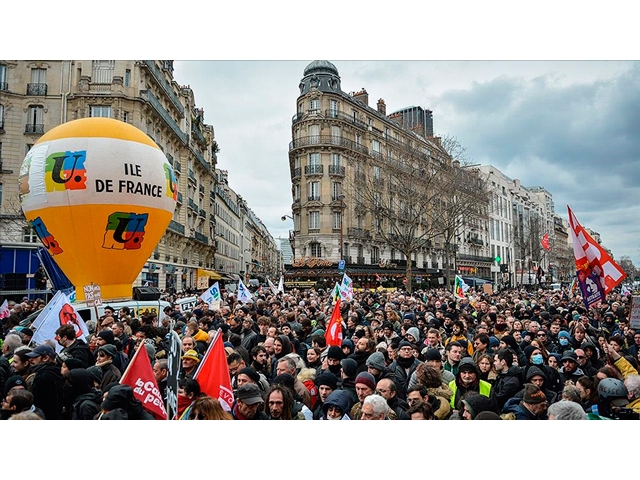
<box><xmin>19</xmin><ymin>118</ymin><xmax>177</xmax><ymax>302</ymax></box>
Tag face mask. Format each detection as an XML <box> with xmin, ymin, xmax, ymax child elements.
<box><xmin>532</xmin><ymin>354</ymin><xmax>544</xmax><ymax>365</ymax></box>
<box><xmin>326</xmin><ymin>413</ymin><xmax>342</xmax><ymax>420</ymax></box>
<box><xmin>559</xmin><ymin>338</ymin><xmax>569</xmax><ymax>346</ymax></box>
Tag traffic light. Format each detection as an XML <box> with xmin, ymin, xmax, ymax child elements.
<box><xmin>500</xmin><ymin>264</ymin><xmax>508</xmax><ymax>273</ymax></box>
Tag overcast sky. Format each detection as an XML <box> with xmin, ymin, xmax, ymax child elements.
<box><xmin>172</xmin><ymin>60</ymin><xmax>640</xmax><ymax>267</ymax></box>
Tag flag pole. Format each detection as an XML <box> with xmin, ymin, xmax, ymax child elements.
<box><xmin>119</xmin><ymin>338</ymin><xmax>144</xmax><ymax>382</ymax></box>
<box><xmin>193</xmin><ymin>328</ymin><xmax>221</xmax><ymax>379</ymax></box>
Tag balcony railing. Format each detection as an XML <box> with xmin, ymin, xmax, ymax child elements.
<box><xmin>348</xmin><ymin>227</ymin><xmax>371</xmax><ymax>239</ymax></box>
<box><xmin>177</xmin><ymin>192</ymin><xmax>183</xmax><ymax>204</ymax></box>
<box><xmin>329</xmin><ymin>165</ymin><xmax>345</xmax><ymax>176</ymax></box>
<box><xmin>141</xmin><ymin>60</ymin><xmax>185</xmax><ymax>117</ymax></box>
<box><xmin>27</xmin><ymin>83</ymin><xmax>47</xmax><ymax>96</ymax></box>
<box><xmin>199</xmin><ymin>208</ymin><xmax>206</xmax><ymax>218</ymax></box>
<box><xmin>324</xmin><ymin>109</ymin><xmax>369</xmax><ymax>130</ymax></box>
<box><xmin>25</xmin><ymin>124</ymin><xmax>44</xmax><ymax>134</ymax></box>
<box><xmin>191</xmin><ymin>124</ymin><xmax>206</xmax><ymax>147</ymax></box>
<box><xmin>194</xmin><ymin>231</ymin><xmax>209</xmax><ymax>245</ymax></box>
<box><xmin>304</xmin><ymin>164</ymin><xmax>323</xmax><ymax>175</ymax></box>
<box><xmin>173</xmin><ymin>161</ymin><xmax>182</xmax><ymax>173</ymax></box>
<box><xmin>168</xmin><ymin>220</ymin><xmax>185</xmax><ymax>235</ymax></box>
<box><xmin>291</xmin><ymin>167</ymin><xmax>301</xmax><ymax>179</ymax></box>
<box><xmin>188</xmin><ymin>198</ymin><xmax>198</xmax><ymax>211</ymax></box>
<box><xmin>0</xmin><ymin>82</ymin><xmax>8</xmax><ymax>91</ymax></box>
<box><xmin>457</xmin><ymin>254</ymin><xmax>493</xmax><ymax>263</ymax></box>
<box><xmin>188</xmin><ymin>169</ymin><xmax>197</xmax><ymax>184</ymax></box>
<box><xmin>289</xmin><ymin>135</ymin><xmax>369</xmax><ymax>156</ymax></box>
<box><xmin>308</xmin><ymin>195</ymin><xmax>321</xmax><ymax>202</ymax></box>
<box><xmin>140</xmin><ymin>89</ymin><xmax>187</xmax><ymax>145</ymax></box>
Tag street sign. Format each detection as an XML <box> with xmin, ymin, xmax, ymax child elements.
<box><xmin>338</xmin><ymin>260</ymin><xmax>345</xmax><ymax>271</ymax></box>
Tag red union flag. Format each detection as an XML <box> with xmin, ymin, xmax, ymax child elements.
<box><xmin>194</xmin><ymin>329</ymin><xmax>234</xmax><ymax>411</ymax></box>
<box><xmin>325</xmin><ymin>298</ymin><xmax>343</xmax><ymax>347</ymax></box>
<box><xmin>567</xmin><ymin>205</ymin><xmax>626</xmax><ymax>295</ymax></box>
<box><xmin>541</xmin><ymin>233</ymin><xmax>551</xmax><ymax>251</ymax></box>
<box><xmin>120</xmin><ymin>344</ymin><xmax>167</xmax><ymax>420</ymax></box>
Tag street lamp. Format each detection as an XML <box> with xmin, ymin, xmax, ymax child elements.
<box><xmin>281</xmin><ymin>214</ymin><xmax>295</xmax><ymax>261</ymax></box>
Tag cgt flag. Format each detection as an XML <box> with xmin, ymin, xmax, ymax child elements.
<box><xmin>567</xmin><ymin>205</ymin><xmax>626</xmax><ymax>296</ymax></box>
<box><xmin>120</xmin><ymin>343</ymin><xmax>167</xmax><ymax>420</ymax></box>
<box><xmin>194</xmin><ymin>329</ymin><xmax>234</xmax><ymax>411</ymax></box>
<box><xmin>541</xmin><ymin>233</ymin><xmax>551</xmax><ymax>251</ymax></box>
<box><xmin>31</xmin><ymin>290</ymin><xmax>89</xmax><ymax>352</ymax></box>
<box><xmin>324</xmin><ymin>298</ymin><xmax>343</xmax><ymax>347</ymax></box>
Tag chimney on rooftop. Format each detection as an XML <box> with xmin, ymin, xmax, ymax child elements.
<box><xmin>377</xmin><ymin>98</ymin><xmax>386</xmax><ymax>115</ymax></box>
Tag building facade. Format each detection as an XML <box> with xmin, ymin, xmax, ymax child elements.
<box><xmin>0</xmin><ymin>60</ymin><xmax>218</xmax><ymax>297</ymax></box>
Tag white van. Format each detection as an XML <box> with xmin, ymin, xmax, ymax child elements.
<box><xmin>550</xmin><ymin>283</ymin><xmax>562</xmax><ymax>291</ymax></box>
<box><xmin>74</xmin><ymin>299</ymin><xmax>171</xmax><ymax>324</ymax></box>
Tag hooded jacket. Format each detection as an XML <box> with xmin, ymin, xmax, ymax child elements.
<box><xmin>449</xmin><ymin>357</ymin><xmax>492</xmax><ymax>409</ymax></box>
<box><xmin>69</xmin><ymin>369</ymin><xmax>103</xmax><ymax>420</ymax></box>
<box><xmin>99</xmin><ymin>384</ymin><xmax>154</xmax><ymax>420</ymax></box>
<box><xmin>492</xmin><ymin>365</ymin><xmax>522</xmax><ymax>410</ymax></box>
<box><xmin>31</xmin><ymin>362</ymin><xmax>64</xmax><ymax>420</ymax></box>
<box><xmin>321</xmin><ymin>389</ymin><xmax>353</xmax><ymax>419</ymax></box>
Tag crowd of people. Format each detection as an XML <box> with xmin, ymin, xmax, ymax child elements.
<box><xmin>1</xmin><ymin>282</ymin><xmax>639</xmax><ymax>420</ymax></box>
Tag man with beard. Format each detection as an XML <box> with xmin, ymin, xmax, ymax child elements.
<box><xmin>312</xmin><ymin>371</ymin><xmax>339</xmax><ymax>419</ymax></box>
<box><xmin>388</xmin><ymin>340</ymin><xmax>422</xmax><ymax>400</ymax></box>
<box><xmin>349</xmin><ymin>337</ymin><xmax>375</xmax><ymax>375</ymax></box>
<box><xmin>491</xmin><ymin>348</ymin><xmax>522</xmax><ymax>410</ymax></box>
<box><xmin>55</xmin><ymin>324</ymin><xmax>94</xmax><ymax>368</ymax></box>
<box><xmin>250</xmin><ymin>345</ymin><xmax>270</xmax><ymax>378</ymax></box>
<box><xmin>448</xmin><ymin>357</ymin><xmax>492</xmax><ymax>411</ymax></box>
<box><xmin>325</xmin><ymin>346</ymin><xmax>344</xmax><ymax>377</ymax></box>
<box><xmin>240</xmin><ymin>317</ymin><xmax>259</xmax><ymax>353</ymax></box>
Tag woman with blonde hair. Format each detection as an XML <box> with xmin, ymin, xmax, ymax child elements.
<box><xmin>189</xmin><ymin>396</ymin><xmax>234</xmax><ymax>420</ymax></box>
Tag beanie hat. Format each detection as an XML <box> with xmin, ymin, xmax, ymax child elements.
<box><xmin>341</xmin><ymin>358</ymin><xmax>358</xmax><ymax>378</ymax></box>
<box><xmin>424</xmin><ymin>348</ymin><xmax>442</xmax><ymax>362</ymax></box>
<box><xmin>273</xmin><ymin>373</ymin><xmax>296</xmax><ymax>392</ymax></box>
<box><xmin>327</xmin><ymin>346</ymin><xmax>343</xmax><ymax>361</ymax></box>
<box><xmin>558</xmin><ymin>330</ymin><xmax>571</xmax><ymax>340</ymax></box>
<box><xmin>488</xmin><ymin>336</ymin><xmax>500</xmax><ymax>348</ymax></box>
<box><xmin>354</xmin><ymin>371</ymin><xmax>376</xmax><ymax>391</ymax></box>
<box><xmin>398</xmin><ymin>340</ymin><xmax>413</xmax><ymax>350</ymax></box>
<box><xmin>3</xmin><ymin>375</ymin><xmax>26</xmax><ymax>397</ymax></box>
<box><xmin>406</xmin><ymin>327</ymin><xmax>421</xmax><ymax>341</ymax></box>
<box><xmin>237</xmin><ymin>367</ymin><xmax>260</xmax><ymax>384</ymax></box>
<box><xmin>97</xmin><ymin>330</ymin><xmax>115</xmax><ymax>344</ymax></box>
<box><xmin>366</xmin><ymin>352</ymin><xmax>387</xmax><ymax>372</ymax></box>
<box><xmin>523</xmin><ymin>383</ymin><xmax>546</xmax><ymax>404</ymax></box>
<box><xmin>97</xmin><ymin>344</ymin><xmax>117</xmax><ymax>358</ymax></box>
<box><xmin>314</xmin><ymin>372</ymin><xmax>339</xmax><ymax>390</ymax></box>
<box><xmin>501</xmin><ymin>335</ymin><xmax>518</xmax><ymax>351</ymax></box>
<box><xmin>62</xmin><ymin>357</ymin><xmax>85</xmax><ymax>370</ymax></box>
<box><xmin>458</xmin><ymin>357</ymin><xmax>479</xmax><ymax>374</ymax></box>
<box><xmin>523</xmin><ymin>345</ymin><xmax>537</xmax><ymax>360</ymax></box>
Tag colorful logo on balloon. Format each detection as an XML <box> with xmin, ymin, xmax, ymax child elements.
<box><xmin>30</xmin><ymin>217</ymin><xmax>63</xmax><ymax>255</ymax></box>
<box><xmin>45</xmin><ymin>150</ymin><xmax>87</xmax><ymax>191</ymax></box>
<box><xmin>164</xmin><ymin>164</ymin><xmax>178</xmax><ymax>201</ymax></box>
<box><xmin>102</xmin><ymin>212</ymin><xmax>149</xmax><ymax>250</ymax></box>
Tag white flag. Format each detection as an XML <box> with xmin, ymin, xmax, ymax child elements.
<box><xmin>340</xmin><ymin>273</ymin><xmax>353</xmax><ymax>301</ymax></box>
<box><xmin>0</xmin><ymin>299</ymin><xmax>9</xmax><ymax>320</ymax></box>
<box><xmin>200</xmin><ymin>282</ymin><xmax>221</xmax><ymax>307</ymax></box>
<box><xmin>31</xmin><ymin>291</ymin><xmax>90</xmax><ymax>352</ymax></box>
<box><xmin>237</xmin><ymin>279</ymin><xmax>254</xmax><ymax>304</ymax></box>
<box><xmin>277</xmin><ymin>276</ymin><xmax>284</xmax><ymax>293</ymax></box>
<box><xmin>267</xmin><ymin>277</ymin><xmax>279</xmax><ymax>295</ymax></box>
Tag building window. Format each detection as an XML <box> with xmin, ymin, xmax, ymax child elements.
<box><xmin>29</xmin><ymin>68</ymin><xmax>47</xmax><ymax>95</ymax></box>
<box><xmin>22</xmin><ymin>226</ymin><xmax>39</xmax><ymax>243</ymax></box>
<box><xmin>309</xmin><ymin>211</ymin><xmax>320</xmax><ymax>230</ymax></box>
<box><xmin>89</xmin><ymin>105</ymin><xmax>112</xmax><ymax>118</ymax></box>
<box><xmin>123</xmin><ymin>111</ymin><xmax>129</xmax><ymax>123</ymax></box>
<box><xmin>0</xmin><ymin>64</ymin><xmax>7</xmax><ymax>90</ymax></box>
<box><xmin>331</xmin><ymin>153</ymin><xmax>341</xmax><ymax>167</ymax></box>
<box><xmin>308</xmin><ymin>152</ymin><xmax>320</xmax><ymax>166</ymax></box>
<box><xmin>372</xmin><ymin>139</ymin><xmax>380</xmax><ymax>153</ymax></box>
<box><xmin>333</xmin><ymin>211</ymin><xmax>342</xmax><ymax>230</ymax></box>
<box><xmin>329</xmin><ymin>99</ymin><xmax>338</xmax><ymax>117</ymax></box>
<box><xmin>331</xmin><ymin>182</ymin><xmax>342</xmax><ymax>200</ymax></box>
<box><xmin>310</xmin><ymin>242</ymin><xmax>322</xmax><ymax>257</ymax></box>
<box><xmin>373</xmin><ymin>165</ymin><xmax>381</xmax><ymax>180</ymax></box>
<box><xmin>92</xmin><ymin>60</ymin><xmax>115</xmax><ymax>84</ymax></box>
<box><xmin>125</xmin><ymin>69</ymin><xmax>131</xmax><ymax>87</ymax></box>
<box><xmin>308</xmin><ymin>181</ymin><xmax>320</xmax><ymax>201</ymax></box>
<box><xmin>26</xmin><ymin>105</ymin><xmax>44</xmax><ymax>134</ymax></box>
<box><xmin>0</xmin><ymin>104</ymin><xmax>4</xmax><ymax>129</ymax></box>
<box><xmin>309</xmin><ymin>99</ymin><xmax>320</xmax><ymax>112</ymax></box>
<box><xmin>293</xmin><ymin>184</ymin><xmax>300</xmax><ymax>201</ymax></box>
<box><xmin>0</xmin><ymin>182</ymin><xmax>3</xmax><ymax>207</ymax></box>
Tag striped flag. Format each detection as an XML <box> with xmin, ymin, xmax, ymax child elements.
<box><xmin>454</xmin><ymin>275</ymin><xmax>470</xmax><ymax>299</ymax></box>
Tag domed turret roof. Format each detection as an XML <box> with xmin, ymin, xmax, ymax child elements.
<box><xmin>303</xmin><ymin>60</ymin><xmax>339</xmax><ymax>77</ymax></box>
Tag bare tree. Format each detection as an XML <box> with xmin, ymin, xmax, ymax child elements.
<box><xmin>618</xmin><ymin>256</ymin><xmax>637</xmax><ymax>281</ymax></box>
<box><xmin>513</xmin><ymin>211</ymin><xmax>544</xmax><ymax>286</ymax></box>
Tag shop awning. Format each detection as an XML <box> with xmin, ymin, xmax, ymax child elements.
<box><xmin>197</xmin><ymin>268</ymin><xmax>222</xmax><ymax>281</ymax></box>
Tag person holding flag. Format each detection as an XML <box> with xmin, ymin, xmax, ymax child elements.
<box><xmin>325</xmin><ymin>298</ymin><xmax>344</xmax><ymax>347</ymax></box>
<box><xmin>237</xmin><ymin>279</ymin><xmax>254</xmax><ymax>304</ymax></box>
<box><xmin>454</xmin><ymin>275</ymin><xmax>470</xmax><ymax>299</ymax></box>
<box><xmin>200</xmin><ymin>281</ymin><xmax>222</xmax><ymax>308</ymax></box>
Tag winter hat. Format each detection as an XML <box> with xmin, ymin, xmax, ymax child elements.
<box><xmin>237</xmin><ymin>367</ymin><xmax>260</xmax><ymax>384</ymax></box>
<box><xmin>403</xmin><ymin>312</ymin><xmax>415</xmax><ymax>322</ymax></box>
<box><xmin>97</xmin><ymin>330</ymin><xmax>115</xmax><ymax>344</ymax></box>
<box><xmin>273</xmin><ymin>373</ymin><xmax>296</xmax><ymax>393</ymax></box>
<box><xmin>523</xmin><ymin>383</ymin><xmax>546</xmax><ymax>404</ymax></box>
<box><xmin>561</xmin><ymin>351</ymin><xmax>578</xmax><ymax>364</ymax></box>
<box><xmin>327</xmin><ymin>346</ymin><xmax>344</xmax><ymax>361</ymax></box>
<box><xmin>488</xmin><ymin>336</ymin><xmax>500</xmax><ymax>349</ymax></box>
<box><xmin>406</xmin><ymin>327</ymin><xmax>421</xmax><ymax>341</ymax></box>
<box><xmin>424</xmin><ymin>349</ymin><xmax>443</xmax><ymax>362</ymax></box>
<box><xmin>366</xmin><ymin>352</ymin><xmax>387</xmax><ymax>372</ymax></box>
<box><xmin>458</xmin><ymin>357</ymin><xmax>479</xmax><ymax>374</ymax></box>
<box><xmin>3</xmin><ymin>375</ymin><xmax>26</xmax><ymax>397</ymax></box>
<box><xmin>354</xmin><ymin>372</ymin><xmax>376</xmax><ymax>391</ymax></box>
<box><xmin>314</xmin><ymin>372</ymin><xmax>339</xmax><ymax>390</ymax></box>
<box><xmin>398</xmin><ymin>340</ymin><xmax>413</xmax><ymax>350</ymax></box>
<box><xmin>523</xmin><ymin>345</ymin><xmax>537</xmax><ymax>360</ymax></box>
<box><xmin>181</xmin><ymin>349</ymin><xmax>200</xmax><ymax>363</ymax></box>
<box><xmin>341</xmin><ymin>358</ymin><xmax>358</xmax><ymax>378</ymax></box>
<box><xmin>341</xmin><ymin>339</ymin><xmax>354</xmax><ymax>353</ymax></box>
<box><xmin>558</xmin><ymin>330</ymin><xmax>571</xmax><ymax>340</ymax></box>
<box><xmin>62</xmin><ymin>357</ymin><xmax>85</xmax><ymax>370</ymax></box>
<box><xmin>462</xmin><ymin>393</ymin><xmax>499</xmax><ymax>419</ymax></box>
<box><xmin>501</xmin><ymin>335</ymin><xmax>518</xmax><ymax>351</ymax></box>
<box><xmin>97</xmin><ymin>344</ymin><xmax>117</xmax><ymax>358</ymax></box>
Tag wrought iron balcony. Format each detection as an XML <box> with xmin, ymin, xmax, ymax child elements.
<box><xmin>329</xmin><ymin>165</ymin><xmax>345</xmax><ymax>176</ymax></box>
<box><xmin>141</xmin><ymin>61</ymin><xmax>185</xmax><ymax>117</ymax></box>
<box><xmin>308</xmin><ymin>195</ymin><xmax>321</xmax><ymax>202</ymax></box>
<box><xmin>140</xmin><ymin>89</ymin><xmax>187</xmax><ymax>145</ymax></box>
<box><xmin>188</xmin><ymin>169</ymin><xmax>197</xmax><ymax>184</ymax></box>
<box><xmin>199</xmin><ymin>208</ymin><xmax>206</xmax><ymax>218</ymax></box>
<box><xmin>304</xmin><ymin>164</ymin><xmax>324</xmax><ymax>176</ymax></box>
<box><xmin>291</xmin><ymin>167</ymin><xmax>301</xmax><ymax>179</ymax></box>
<box><xmin>457</xmin><ymin>253</ymin><xmax>493</xmax><ymax>263</ymax></box>
<box><xmin>194</xmin><ymin>231</ymin><xmax>209</xmax><ymax>245</ymax></box>
<box><xmin>177</xmin><ymin>192</ymin><xmax>183</xmax><ymax>204</ymax></box>
<box><xmin>173</xmin><ymin>161</ymin><xmax>182</xmax><ymax>173</ymax></box>
<box><xmin>25</xmin><ymin>124</ymin><xmax>44</xmax><ymax>134</ymax></box>
<box><xmin>289</xmin><ymin>135</ymin><xmax>369</xmax><ymax>156</ymax></box>
<box><xmin>27</xmin><ymin>83</ymin><xmax>47</xmax><ymax>96</ymax></box>
<box><xmin>188</xmin><ymin>198</ymin><xmax>198</xmax><ymax>211</ymax></box>
<box><xmin>168</xmin><ymin>220</ymin><xmax>185</xmax><ymax>235</ymax></box>
<box><xmin>348</xmin><ymin>227</ymin><xmax>371</xmax><ymax>239</ymax></box>
<box><xmin>323</xmin><ymin>109</ymin><xmax>368</xmax><ymax>130</ymax></box>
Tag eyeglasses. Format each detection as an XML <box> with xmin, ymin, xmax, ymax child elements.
<box><xmin>576</xmin><ymin>355</ymin><xmax>586</xmax><ymax>359</ymax></box>
<box><xmin>537</xmin><ymin>333</ymin><xmax>546</xmax><ymax>337</ymax></box>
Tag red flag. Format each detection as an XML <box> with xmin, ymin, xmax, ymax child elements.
<box><xmin>120</xmin><ymin>344</ymin><xmax>168</xmax><ymax>420</ymax></box>
<box><xmin>567</xmin><ymin>205</ymin><xmax>626</xmax><ymax>295</ymax></box>
<box><xmin>0</xmin><ymin>300</ymin><xmax>10</xmax><ymax>320</ymax></box>
<box><xmin>193</xmin><ymin>330</ymin><xmax>234</xmax><ymax>410</ymax></box>
<box><xmin>324</xmin><ymin>298</ymin><xmax>343</xmax><ymax>347</ymax></box>
<box><xmin>541</xmin><ymin>233</ymin><xmax>550</xmax><ymax>251</ymax></box>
